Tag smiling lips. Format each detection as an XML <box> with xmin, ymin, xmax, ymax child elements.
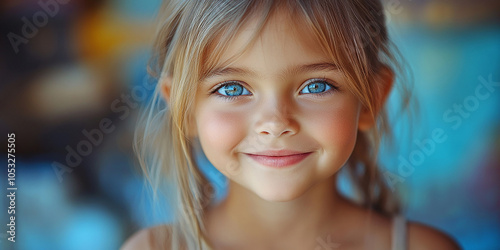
<box><xmin>244</xmin><ymin>150</ymin><xmax>312</xmax><ymax>168</ymax></box>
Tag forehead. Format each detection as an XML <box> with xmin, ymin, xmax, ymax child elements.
<box><xmin>204</xmin><ymin>8</ymin><xmax>333</xmax><ymax>78</ymax></box>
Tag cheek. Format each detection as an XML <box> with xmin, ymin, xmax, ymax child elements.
<box><xmin>196</xmin><ymin>108</ymin><xmax>246</xmax><ymax>159</ymax></box>
<box><xmin>303</xmin><ymin>100</ymin><xmax>360</xmax><ymax>156</ymax></box>
<box><xmin>321</xmin><ymin>109</ymin><xmax>358</xmax><ymax>145</ymax></box>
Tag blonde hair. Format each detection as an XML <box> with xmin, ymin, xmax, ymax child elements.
<box><xmin>135</xmin><ymin>0</ymin><xmax>411</xmax><ymax>249</ymax></box>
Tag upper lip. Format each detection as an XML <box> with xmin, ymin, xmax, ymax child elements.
<box><xmin>245</xmin><ymin>150</ymin><xmax>311</xmax><ymax>157</ymax></box>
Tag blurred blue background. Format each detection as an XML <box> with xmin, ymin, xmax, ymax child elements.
<box><xmin>0</xmin><ymin>0</ymin><xmax>499</xmax><ymax>249</ymax></box>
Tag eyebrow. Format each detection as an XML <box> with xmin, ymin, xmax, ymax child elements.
<box><xmin>202</xmin><ymin>62</ymin><xmax>339</xmax><ymax>81</ymax></box>
<box><xmin>295</xmin><ymin>62</ymin><xmax>339</xmax><ymax>73</ymax></box>
<box><xmin>203</xmin><ymin>67</ymin><xmax>254</xmax><ymax>80</ymax></box>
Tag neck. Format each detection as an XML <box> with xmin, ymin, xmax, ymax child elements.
<box><xmin>206</xmin><ymin>174</ymin><xmax>350</xmax><ymax>248</ymax></box>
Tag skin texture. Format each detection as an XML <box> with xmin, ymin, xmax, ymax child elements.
<box><xmin>194</xmin><ymin>14</ymin><xmax>363</xmax><ymax>203</ymax></box>
<box><xmin>122</xmin><ymin>8</ymin><xmax>460</xmax><ymax>250</ymax></box>
<box><xmin>194</xmin><ymin>10</ymin><xmax>373</xmax><ymax>249</ymax></box>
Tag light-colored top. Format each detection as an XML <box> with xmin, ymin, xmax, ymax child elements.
<box><xmin>392</xmin><ymin>215</ymin><xmax>407</xmax><ymax>250</ymax></box>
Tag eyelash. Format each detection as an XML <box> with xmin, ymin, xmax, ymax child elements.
<box><xmin>209</xmin><ymin>79</ymin><xmax>338</xmax><ymax>101</ymax></box>
<box><xmin>209</xmin><ymin>81</ymin><xmax>250</xmax><ymax>101</ymax></box>
<box><xmin>300</xmin><ymin>78</ymin><xmax>339</xmax><ymax>97</ymax></box>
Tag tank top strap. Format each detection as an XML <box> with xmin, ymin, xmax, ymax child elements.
<box><xmin>391</xmin><ymin>214</ymin><xmax>408</xmax><ymax>250</ymax></box>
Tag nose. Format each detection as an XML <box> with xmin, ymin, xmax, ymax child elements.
<box><xmin>254</xmin><ymin>98</ymin><xmax>299</xmax><ymax>137</ymax></box>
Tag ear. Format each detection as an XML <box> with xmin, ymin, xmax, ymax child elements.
<box><xmin>159</xmin><ymin>75</ymin><xmax>172</xmax><ymax>102</ymax></box>
<box><xmin>159</xmin><ymin>75</ymin><xmax>199</xmax><ymax>138</ymax></box>
<box><xmin>358</xmin><ymin>66</ymin><xmax>394</xmax><ymax>131</ymax></box>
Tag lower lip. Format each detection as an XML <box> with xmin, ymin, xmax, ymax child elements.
<box><xmin>245</xmin><ymin>153</ymin><xmax>312</xmax><ymax>168</ymax></box>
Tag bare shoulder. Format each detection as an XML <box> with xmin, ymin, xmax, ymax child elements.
<box><xmin>407</xmin><ymin>221</ymin><xmax>461</xmax><ymax>250</ymax></box>
<box><xmin>121</xmin><ymin>225</ymin><xmax>174</xmax><ymax>250</ymax></box>
<box><xmin>121</xmin><ymin>228</ymin><xmax>153</xmax><ymax>250</ymax></box>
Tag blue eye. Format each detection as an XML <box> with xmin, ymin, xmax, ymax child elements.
<box><xmin>216</xmin><ymin>82</ymin><xmax>251</xmax><ymax>97</ymax></box>
<box><xmin>300</xmin><ymin>80</ymin><xmax>334</xmax><ymax>94</ymax></box>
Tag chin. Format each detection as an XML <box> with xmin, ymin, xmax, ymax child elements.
<box><xmin>250</xmin><ymin>182</ymin><xmax>309</xmax><ymax>202</ymax></box>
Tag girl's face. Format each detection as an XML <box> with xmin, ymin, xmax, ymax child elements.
<box><xmin>193</xmin><ymin>11</ymin><xmax>363</xmax><ymax>201</ymax></box>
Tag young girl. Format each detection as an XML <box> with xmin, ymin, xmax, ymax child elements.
<box><xmin>123</xmin><ymin>0</ymin><xmax>459</xmax><ymax>249</ymax></box>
